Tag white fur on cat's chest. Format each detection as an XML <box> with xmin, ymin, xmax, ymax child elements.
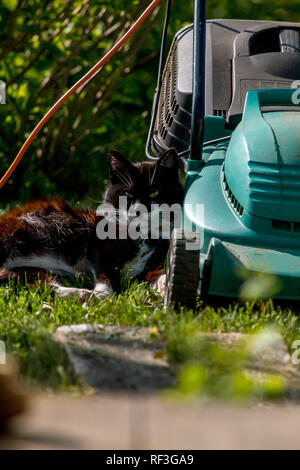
<box><xmin>123</xmin><ymin>242</ymin><xmax>155</xmax><ymax>282</ymax></box>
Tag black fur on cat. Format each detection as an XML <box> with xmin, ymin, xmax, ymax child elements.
<box><xmin>0</xmin><ymin>148</ymin><xmax>184</xmax><ymax>299</ymax></box>
<box><xmin>105</xmin><ymin>148</ymin><xmax>183</xmax><ymax>210</ymax></box>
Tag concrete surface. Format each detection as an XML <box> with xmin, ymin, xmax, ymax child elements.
<box><xmin>1</xmin><ymin>393</ymin><xmax>300</xmax><ymax>449</ymax></box>
<box><xmin>54</xmin><ymin>326</ymin><xmax>300</xmax><ymax>397</ymax></box>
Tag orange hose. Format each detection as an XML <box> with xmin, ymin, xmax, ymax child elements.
<box><xmin>0</xmin><ymin>0</ymin><xmax>163</xmax><ymax>190</ymax></box>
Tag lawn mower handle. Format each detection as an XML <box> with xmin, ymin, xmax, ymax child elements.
<box><xmin>190</xmin><ymin>0</ymin><xmax>206</xmax><ymax>162</ymax></box>
<box><xmin>146</xmin><ymin>0</ymin><xmax>207</xmax><ymax>162</ymax></box>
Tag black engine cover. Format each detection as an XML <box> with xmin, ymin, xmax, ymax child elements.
<box><xmin>151</xmin><ymin>19</ymin><xmax>300</xmax><ymax>156</ymax></box>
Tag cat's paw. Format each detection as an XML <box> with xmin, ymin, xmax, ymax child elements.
<box><xmin>90</xmin><ymin>282</ymin><xmax>114</xmax><ymax>300</ymax></box>
<box><xmin>53</xmin><ymin>285</ymin><xmax>93</xmax><ymax>301</ymax></box>
<box><xmin>82</xmin><ymin>282</ymin><xmax>114</xmax><ymax>300</ymax></box>
<box><xmin>151</xmin><ymin>274</ymin><xmax>166</xmax><ymax>297</ymax></box>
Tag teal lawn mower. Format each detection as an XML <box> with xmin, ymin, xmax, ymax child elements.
<box><xmin>147</xmin><ymin>0</ymin><xmax>300</xmax><ymax>309</ymax></box>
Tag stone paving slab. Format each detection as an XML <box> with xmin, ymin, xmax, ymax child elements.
<box><xmin>54</xmin><ymin>325</ymin><xmax>300</xmax><ymax>398</ymax></box>
<box><xmin>198</xmin><ymin>331</ymin><xmax>300</xmax><ymax>399</ymax></box>
<box><xmin>54</xmin><ymin>325</ymin><xmax>174</xmax><ymax>391</ymax></box>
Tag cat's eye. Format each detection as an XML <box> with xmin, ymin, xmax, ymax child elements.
<box><xmin>124</xmin><ymin>191</ymin><xmax>134</xmax><ymax>198</ymax></box>
<box><xmin>149</xmin><ymin>190</ymin><xmax>159</xmax><ymax>198</ymax></box>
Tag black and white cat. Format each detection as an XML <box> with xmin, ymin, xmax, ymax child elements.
<box><xmin>0</xmin><ymin>148</ymin><xmax>184</xmax><ymax>299</ymax></box>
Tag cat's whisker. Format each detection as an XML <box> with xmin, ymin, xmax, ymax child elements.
<box><xmin>116</xmin><ymin>167</ymin><xmax>133</xmax><ymax>188</ymax></box>
<box><xmin>116</xmin><ymin>168</ymin><xmax>131</xmax><ymax>187</ymax></box>
<box><xmin>123</xmin><ymin>167</ymin><xmax>133</xmax><ymax>187</ymax></box>
<box><xmin>150</xmin><ymin>164</ymin><xmax>158</xmax><ymax>186</ymax></box>
<box><xmin>114</xmin><ymin>169</ymin><xmax>129</xmax><ymax>187</ymax></box>
<box><xmin>88</xmin><ymin>198</ymin><xmax>102</xmax><ymax>204</ymax></box>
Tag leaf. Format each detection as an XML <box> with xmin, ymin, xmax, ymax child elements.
<box><xmin>2</xmin><ymin>0</ymin><xmax>18</xmax><ymax>11</ymax></box>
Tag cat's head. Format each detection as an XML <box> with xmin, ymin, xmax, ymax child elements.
<box><xmin>101</xmin><ymin>148</ymin><xmax>184</xmax><ymax>236</ymax></box>
<box><xmin>104</xmin><ymin>148</ymin><xmax>184</xmax><ymax>210</ymax></box>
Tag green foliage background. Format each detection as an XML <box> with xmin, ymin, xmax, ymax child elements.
<box><xmin>0</xmin><ymin>0</ymin><xmax>299</xmax><ymax>203</ymax></box>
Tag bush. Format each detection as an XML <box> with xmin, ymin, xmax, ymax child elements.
<box><xmin>0</xmin><ymin>0</ymin><xmax>299</xmax><ymax>203</ymax></box>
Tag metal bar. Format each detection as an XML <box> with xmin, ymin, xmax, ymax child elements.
<box><xmin>190</xmin><ymin>0</ymin><xmax>206</xmax><ymax>161</ymax></box>
<box><xmin>145</xmin><ymin>0</ymin><xmax>172</xmax><ymax>160</ymax></box>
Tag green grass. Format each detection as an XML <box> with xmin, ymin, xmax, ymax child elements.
<box><xmin>1</xmin><ymin>277</ymin><xmax>300</xmax><ymax>394</ymax></box>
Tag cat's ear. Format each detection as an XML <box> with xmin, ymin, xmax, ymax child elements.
<box><xmin>107</xmin><ymin>150</ymin><xmax>136</xmax><ymax>184</ymax></box>
<box><xmin>107</xmin><ymin>150</ymin><xmax>128</xmax><ymax>172</ymax></box>
<box><xmin>157</xmin><ymin>148</ymin><xmax>178</xmax><ymax>172</ymax></box>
